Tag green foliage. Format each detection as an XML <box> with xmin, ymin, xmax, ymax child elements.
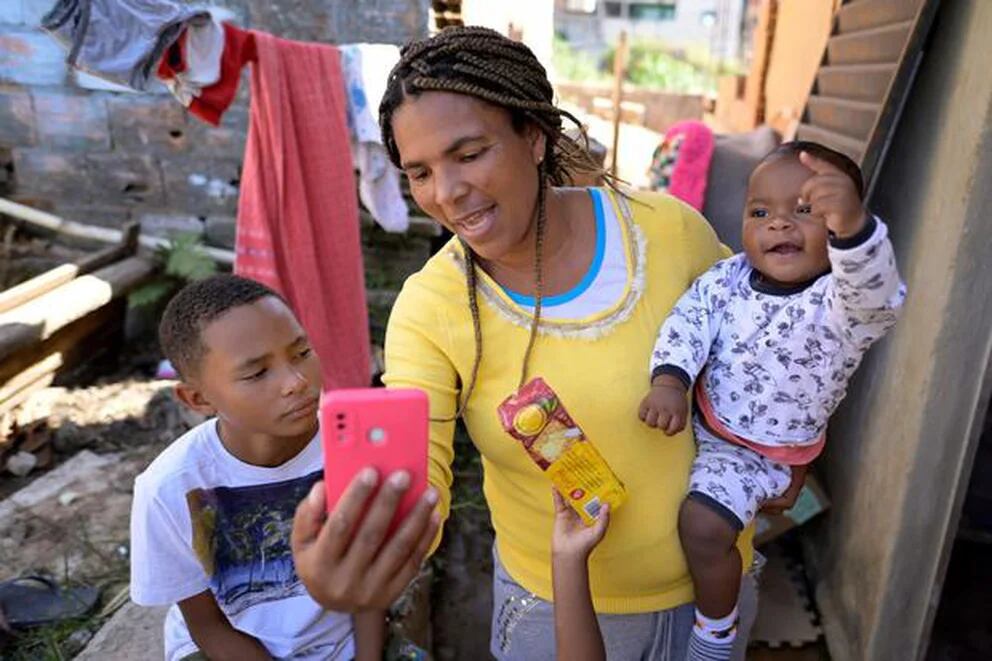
<box><xmin>163</xmin><ymin>232</ymin><xmax>217</xmax><ymax>281</ymax></box>
<box><xmin>554</xmin><ymin>35</ymin><xmax>727</xmax><ymax>94</ymax></box>
<box><xmin>128</xmin><ymin>232</ymin><xmax>218</xmax><ymax>310</ymax></box>
<box><xmin>553</xmin><ymin>35</ymin><xmax>610</xmax><ymax>84</ymax></box>
<box><xmin>606</xmin><ymin>39</ymin><xmax>717</xmax><ymax>94</ymax></box>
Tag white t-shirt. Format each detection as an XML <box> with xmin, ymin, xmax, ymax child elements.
<box><xmin>504</xmin><ymin>188</ymin><xmax>628</xmax><ymax>317</ymax></box>
<box><xmin>130</xmin><ymin>420</ymin><xmax>354</xmax><ymax>661</ymax></box>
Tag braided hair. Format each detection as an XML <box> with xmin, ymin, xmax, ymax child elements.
<box><xmin>380</xmin><ymin>26</ymin><xmax>619</xmax><ymax>420</ymax></box>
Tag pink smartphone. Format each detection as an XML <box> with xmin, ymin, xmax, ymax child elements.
<box><xmin>321</xmin><ymin>388</ymin><xmax>429</xmax><ymax>536</ymax></box>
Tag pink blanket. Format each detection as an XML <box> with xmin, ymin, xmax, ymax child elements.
<box><xmin>236</xmin><ymin>30</ymin><xmax>370</xmax><ymax>389</ymax></box>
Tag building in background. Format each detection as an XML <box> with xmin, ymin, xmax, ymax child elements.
<box><xmin>432</xmin><ymin>1</ymin><xmax>556</xmax><ymax>76</ymax></box>
<box><xmin>555</xmin><ymin>0</ymin><xmax>748</xmax><ymax>64</ymax></box>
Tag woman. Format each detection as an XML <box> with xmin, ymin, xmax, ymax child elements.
<box><xmin>291</xmin><ymin>27</ymin><xmax>791</xmax><ymax>659</ymax></box>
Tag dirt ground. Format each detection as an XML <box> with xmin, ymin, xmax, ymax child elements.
<box><xmin>0</xmin><ymin>341</ymin><xmax>193</xmax><ymax>659</ymax></box>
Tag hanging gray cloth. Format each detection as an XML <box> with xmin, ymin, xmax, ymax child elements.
<box><xmin>42</xmin><ymin>0</ymin><xmax>210</xmax><ymax>90</ymax></box>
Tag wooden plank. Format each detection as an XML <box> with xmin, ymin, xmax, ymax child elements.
<box><xmin>0</xmin><ymin>264</ymin><xmax>78</xmax><ymax>315</ymax></box>
<box><xmin>0</xmin><ymin>301</ymin><xmax>120</xmax><ymax>384</ymax></box>
<box><xmin>796</xmin><ymin>123</ymin><xmax>866</xmax><ymax>162</ymax></box>
<box><xmin>0</xmin><ymin>256</ymin><xmax>154</xmax><ymax>362</ymax></box>
<box><xmin>859</xmin><ymin>0</ymin><xmax>942</xmax><ymax>194</ymax></box>
<box><xmin>75</xmin><ymin>221</ymin><xmax>141</xmax><ymax>273</ymax></box>
<box><xmin>0</xmin><ymin>352</ymin><xmax>61</xmax><ymax>404</ymax></box>
<box><xmin>817</xmin><ymin>63</ymin><xmax>896</xmax><ymax>102</ymax></box>
<box><xmin>837</xmin><ymin>0</ymin><xmax>922</xmax><ymax>34</ymax></box>
<box><xmin>0</xmin><ymin>223</ymin><xmax>140</xmax><ymax>315</ymax></box>
<box><xmin>807</xmin><ymin>96</ymin><xmax>881</xmax><ymax>141</ymax></box>
<box><xmin>0</xmin><ymin>369</ymin><xmax>54</xmax><ymax>420</ymax></box>
<box><xmin>827</xmin><ymin>20</ymin><xmax>913</xmax><ymax>65</ymax></box>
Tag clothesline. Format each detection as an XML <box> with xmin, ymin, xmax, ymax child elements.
<box><xmin>39</xmin><ymin>0</ymin><xmax>409</xmax><ymax>390</ymax></box>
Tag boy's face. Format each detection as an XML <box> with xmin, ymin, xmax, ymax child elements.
<box><xmin>742</xmin><ymin>155</ymin><xmax>831</xmax><ymax>286</ymax></box>
<box><xmin>181</xmin><ymin>296</ymin><xmax>323</xmax><ymax>443</ymax></box>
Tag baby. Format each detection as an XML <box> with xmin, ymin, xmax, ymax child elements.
<box><xmin>640</xmin><ymin>141</ymin><xmax>906</xmax><ymax>660</ymax></box>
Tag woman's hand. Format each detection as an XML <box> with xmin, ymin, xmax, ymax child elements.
<box><xmin>290</xmin><ymin>469</ymin><xmax>441</xmax><ymax>612</ymax></box>
<box><xmin>638</xmin><ymin>375</ymin><xmax>688</xmax><ymax>435</ymax></box>
<box><xmin>760</xmin><ymin>463</ymin><xmax>809</xmax><ymax>515</ymax></box>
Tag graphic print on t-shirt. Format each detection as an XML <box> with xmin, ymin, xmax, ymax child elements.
<box><xmin>185</xmin><ymin>470</ymin><xmax>322</xmax><ymax>616</ymax></box>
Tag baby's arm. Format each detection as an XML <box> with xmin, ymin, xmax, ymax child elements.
<box><xmin>642</xmin><ymin>262</ymin><xmax>730</xmax><ymax>432</ymax></box>
<box><xmin>798</xmin><ymin>151</ymin><xmax>906</xmax><ymax>348</ymax></box>
<box><xmin>552</xmin><ymin>490</ymin><xmax>609</xmax><ymax>661</ymax></box>
<box><xmin>354</xmin><ymin>610</ymin><xmax>387</xmax><ymax>661</ymax></box>
<box><xmin>178</xmin><ymin>590</ymin><xmax>272</xmax><ymax>660</ymax></box>
<box><xmin>826</xmin><ymin>216</ymin><xmax>905</xmax><ymax>348</ymax></box>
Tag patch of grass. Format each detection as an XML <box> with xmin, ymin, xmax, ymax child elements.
<box><xmin>553</xmin><ymin>35</ymin><xmax>610</xmax><ymax>84</ymax></box>
<box><xmin>3</xmin><ymin>615</ymin><xmax>100</xmax><ymax>661</ymax></box>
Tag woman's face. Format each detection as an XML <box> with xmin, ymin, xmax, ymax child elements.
<box><xmin>390</xmin><ymin>91</ymin><xmax>546</xmax><ymax>263</ymax></box>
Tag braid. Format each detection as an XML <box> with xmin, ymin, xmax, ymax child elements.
<box><xmin>380</xmin><ymin>27</ymin><xmax>617</xmax><ymax>420</ymax></box>
<box><xmin>519</xmin><ymin>164</ymin><xmax>547</xmax><ymax>389</ymax></box>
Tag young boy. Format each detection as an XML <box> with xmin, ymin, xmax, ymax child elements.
<box><xmin>130</xmin><ymin>275</ymin><xmax>384</xmax><ymax>661</ymax></box>
<box><xmin>639</xmin><ymin>142</ymin><xmax>906</xmax><ymax>659</ymax></box>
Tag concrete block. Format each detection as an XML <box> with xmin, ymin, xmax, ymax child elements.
<box><xmin>138</xmin><ymin>212</ymin><xmax>204</xmax><ymax>239</ymax></box>
<box><xmin>33</xmin><ymin>89</ymin><xmax>111</xmax><ymax>150</ymax></box>
<box><xmin>0</xmin><ymin>28</ymin><xmax>67</xmax><ymax>86</ymax></box>
<box><xmin>241</xmin><ymin>0</ymin><xmax>332</xmax><ymax>42</ymax></box>
<box><xmin>0</xmin><ymin>88</ymin><xmax>35</xmax><ymax>147</ymax></box>
<box><xmin>161</xmin><ymin>156</ymin><xmax>241</xmax><ymax>215</ymax></box>
<box><xmin>54</xmin><ymin>204</ymin><xmax>134</xmax><ymax>229</ymax></box>
<box><xmin>0</xmin><ymin>2</ymin><xmax>25</xmax><ymax>26</ymax></box>
<box><xmin>21</xmin><ymin>0</ymin><xmax>53</xmax><ymax>27</ymax></box>
<box><xmin>75</xmin><ymin>602</ymin><xmax>168</xmax><ymax>661</ymax></box>
<box><xmin>107</xmin><ymin>95</ymin><xmax>190</xmax><ymax>155</ymax></box>
<box><xmin>11</xmin><ymin>147</ymin><xmax>92</xmax><ymax>201</ymax></box>
<box><xmin>85</xmin><ymin>152</ymin><xmax>166</xmax><ymax>206</ymax></box>
<box><xmin>204</xmin><ymin>214</ymin><xmax>236</xmax><ymax>249</ymax></box>
<box><xmin>183</xmin><ymin>104</ymin><xmax>248</xmax><ymax>158</ymax></box>
<box><xmin>327</xmin><ymin>0</ymin><xmax>429</xmax><ymax>44</ymax></box>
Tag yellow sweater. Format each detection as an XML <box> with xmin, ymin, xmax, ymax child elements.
<box><xmin>383</xmin><ymin>189</ymin><xmax>754</xmax><ymax>613</ymax></box>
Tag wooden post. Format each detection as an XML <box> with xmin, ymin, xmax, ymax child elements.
<box><xmin>610</xmin><ymin>30</ymin><xmax>628</xmax><ymax>177</ymax></box>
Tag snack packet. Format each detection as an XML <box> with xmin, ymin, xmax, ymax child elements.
<box><xmin>498</xmin><ymin>377</ymin><xmax>627</xmax><ymax>524</ymax></box>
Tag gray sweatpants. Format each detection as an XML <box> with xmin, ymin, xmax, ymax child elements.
<box><xmin>490</xmin><ymin>550</ymin><xmax>759</xmax><ymax>661</ymax></box>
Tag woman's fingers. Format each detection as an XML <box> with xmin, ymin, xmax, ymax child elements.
<box><xmin>552</xmin><ymin>488</ymin><xmax>567</xmax><ymax>513</ymax></box>
<box><xmin>340</xmin><ymin>471</ymin><xmax>411</xmax><ymax>574</ymax></box>
<box><xmin>320</xmin><ymin>468</ymin><xmax>381</xmax><ymax>560</ymax></box>
<box><xmin>362</xmin><ymin>486</ymin><xmax>439</xmax><ymax>591</ymax></box>
<box><xmin>291</xmin><ymin>480</ymin><xmax>328</xmax><ymax>553</ymax></box>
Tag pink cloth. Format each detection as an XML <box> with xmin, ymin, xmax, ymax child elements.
<box><xmin>663</xmin><ymin>120</ymin><xmax>715</xmax><ymax>212</ymax></box>
<box><xmin>236</xmin><ymin>31</ymin><xmax>370</xmax><ymax>389</ymax></box>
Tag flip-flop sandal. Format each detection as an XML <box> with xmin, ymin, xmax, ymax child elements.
<box><xmin>0</xmin><ymin>576</ymin><xmax>99</xmax><ymax>629</ymax></box>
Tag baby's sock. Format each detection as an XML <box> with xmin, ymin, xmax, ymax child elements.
<box><xmin>687</xmin><ymin>606</ymin><xmax>738</xmax><ymax>661</ymax></box>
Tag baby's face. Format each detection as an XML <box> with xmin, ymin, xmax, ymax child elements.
<box><xmin>742</xmin><ymin>155</ymin><xmax>831</xmax><ymax>286</ymax></box>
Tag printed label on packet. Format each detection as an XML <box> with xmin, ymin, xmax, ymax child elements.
<box><xmin>498</xmin><ymin>377</ymin><xmax>627</xmax><ymax>525</ymax></box>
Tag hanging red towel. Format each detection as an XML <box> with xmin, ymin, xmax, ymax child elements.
<box><xmin>220</xmin><ymin>27</ymin><xmax>370</xmax><ymax>389</ymax></box>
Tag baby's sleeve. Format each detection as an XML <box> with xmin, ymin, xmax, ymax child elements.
<box><xmin>129</xmin><ymin>474</ymin><xmax>211</xmax><ymax>607</ymax></box>
<box><xmin>825</xmin><ymin>216</ymin><xmax>906</xmax><ymax>351</ymax></box>
<box><xmin>649</xmin><ymin>260</ymin><xmax>733</xmax><ymax>388</ymax></box>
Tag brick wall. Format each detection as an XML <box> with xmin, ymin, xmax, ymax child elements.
<box><xmin>0</xmin><ymin>0</ymin><xmax>430</xmax><ymax>262</ymax></box>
